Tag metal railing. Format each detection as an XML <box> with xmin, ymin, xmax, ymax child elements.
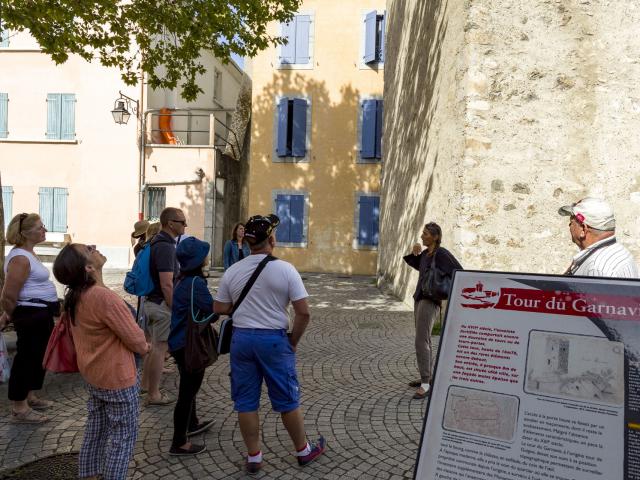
<box><xmin>144</xmin><ymin>108</ymin><xmax>240</xmax><ymax>159</ymax></box>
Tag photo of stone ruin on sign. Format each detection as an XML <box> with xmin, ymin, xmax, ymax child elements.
<box><xmin>442</xmin><ymin>386</ymin><xmax>519</xmax><ymax>442</ymax></box>
<box><xmin>524</xmin><ymin>331</ymin><xmax>624</xmax><ymax>407</ymax></box>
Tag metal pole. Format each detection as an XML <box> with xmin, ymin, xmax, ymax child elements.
<box><xmin>209</xmin><ymin>114</ymin><xmax>215</xmax><ymax>146</ymax></box>
<box><xmin>138</xmin><ymin>111</ymin><xmax>146</xmax><ymax>220</ymax></box>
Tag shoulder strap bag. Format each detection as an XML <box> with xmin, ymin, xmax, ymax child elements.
<box><xmin>564</xmin><ymin>237</ymin><xmax>616</xmax><ymax>276</ymax></box>
<box><xmin>217</xmin><ymin>255</ymin><xmax>277</xmax><ymax>355</ymax></box>
<box><xmin>184</xmin><ymin>277</ymin><xmax>219</xmax><ymax>373</ymax></box>
<box><xmin>421</xmin><ymin>248</ymin><xmax>453</xmax><ymax>301</ymax></box>
<box><xmin>43</xmin><ymin>312</ymin><xmax>79</xmax><ymax>373</ymax></box>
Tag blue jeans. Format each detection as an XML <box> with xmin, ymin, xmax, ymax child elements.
<box><xmin>230</xmin><ymin>328</ymin><xmax>300</xmax><ymax>413</ymax></box>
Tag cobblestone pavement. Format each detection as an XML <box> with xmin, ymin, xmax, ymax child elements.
<box><xmin>0</xmin><ymin>272</ymin><xmax>434</xmax><ymax>479</ymax></box>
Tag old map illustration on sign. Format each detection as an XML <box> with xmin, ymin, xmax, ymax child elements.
<box><xmin>525</xmin><ymin>331</ymin><xmax>624</xmax><ymax>406</ymax></box>
<box><xmin>442</xmin><ymin>386</ymin><xmax>519</xmax><ymax>442</ymax></box>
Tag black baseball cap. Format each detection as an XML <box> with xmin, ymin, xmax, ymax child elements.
<box><xmin>244</xmin><ymin>214</ymin><xmax>280</xmax><ymax>244</ymax></box>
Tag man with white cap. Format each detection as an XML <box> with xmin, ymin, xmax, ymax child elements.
<box><xmin>558</xmin><ymin>197</ymin><xmax>639</xmax><ymax>277</ymax></box>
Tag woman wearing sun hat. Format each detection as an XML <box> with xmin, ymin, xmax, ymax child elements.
<box><xmin>131</xmin><ymin>220</ymin><xmax>150</xmax><ymax>257</ymax></box>
<box><xmin>167</xmin><ymin>237</ymin><xmax>218</xmax><ymax>456</ymax></box>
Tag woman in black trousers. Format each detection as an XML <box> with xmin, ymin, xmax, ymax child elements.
<box><xmin>167</xmin><ymin>237</ymin><xmax>218</xmax><ymax>455</ymax></box>
<box><xmin>1</xmin><ymin>213</ymin><xmax>59</xmax><ymax>423</ymax></box>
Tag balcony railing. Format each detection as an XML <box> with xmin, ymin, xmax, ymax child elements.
<box><xmin>144</xmin><ymin>108</ymin><xmax>240</xmax><ymax>159</ymax></box>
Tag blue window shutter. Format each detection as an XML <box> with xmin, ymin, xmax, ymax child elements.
<box><xmin>363</xmin><ymin>11</ymin><xmax>378</xmax><ymax>64</ymax></box>
<box><xmin>379</xmin><ymin>14</ymin><xmax>386</xmax><ymax>63</ymax></box>
<box><xmin>39</xmin><ymin>187</ymin><xmax>54</xmax><ymax>230</ymax></box>
<box><xmin>375</xmin><ymin>100</ymin><xmax>383</xmax><ymax>159</ymax></box>
<box><xmin>294</xmin><ymin>15</ymin><xmax>310</xmax><ymax>64</ymax></box>
<box><xmin>372</xmin><ymin>196</ymin><xmax>380</xmax><ymax>246</ymax></box>
<box><xmin>2</xmin><ymin>186</ymin><xmax>13</xmax><ymax>220</ymax></box>
<box><xmin>291</xmin><ymin>98</ymin><xmax>307</xmax><ymax>157</ymax></box>
<box><xmin>52</xmin><ymin>188</ymin><xmax>68</xmax><ymax>232</ymax></box>
<box><xmin>0</xmin><ymin>93</ymin><xmax>8</xmax><ymax>138</ymax></box>
<box><xmin>46</xmin><ymin>94</ymin><xmax>61</xmax><ymax>139</ymax></box>
<box><xmin>275</xmin><ymin>194</ymin><xmax>292</xmax><ymax>242</ymax></box>
<box><xmin>276</xmin><ymin>97</ymin><xmax>290</xmax><ymax>157</ymax></box>
<box><xmin>280</xmin><ymin>20</ymin><xmax>295</xmax><ymax>64</ymax></box>
<box><xmin>60</xmin><ymin>94</ymin><xmax>76</xmax><ymax>140</ymax></box>
<box><xmin>358</xmin><ymin>195</ymin><xmax>380</xmax><ymax>246</ymax></box>
<box><xmin>290</xmin><ymin>195</ymin><xmax>305</xmax><ymax>243</ymax></box>
<box><xmin>358</xmin><ymin>196</ymin><xmax>374</xmax><ymax>245</ymax></box>
<box><xmin>0</xmin><ymin>25</ymin><xmax>9</xmax><ymax>48</ymax></box>
<box><xmin>360</xmin><ymin>100</ymin><xmax>377</xmax><ymax>159</ymax></box>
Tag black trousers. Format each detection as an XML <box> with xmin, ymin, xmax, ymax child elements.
<box><xmin>8</xmin><ymin>306</ymin><xmax>54</xmax><ymax>401</ymax></box>
<box><xmin>171</xmin><ymin>348</ymin><xmax>205</xmax><ymax>447</ymax></box>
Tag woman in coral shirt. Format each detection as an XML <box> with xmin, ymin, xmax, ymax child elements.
<box><xmin>53</xmin><ymin>243</ymin><xmax>150</xmax><ymax>480</ymax></box>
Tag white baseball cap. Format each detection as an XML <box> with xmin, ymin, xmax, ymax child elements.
<box><xmin>558</xmin><ymin>197</ymin><xmax>615</xmax><ymax>231</ymax></box>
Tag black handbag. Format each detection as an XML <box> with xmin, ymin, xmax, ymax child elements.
<box><xmin>217</xmin><ymin>255</ymin><xmax>277</xmax><ymax>355</ymax></box>
<box><xmin>421</xmin><ymin>249</ymin><xmax>452</xmax><ymax>301</ymax></box>
<box><xmin>185</xmin><ymin>277</ymin><xmax>219</xmax><ymax>373</ymax></box>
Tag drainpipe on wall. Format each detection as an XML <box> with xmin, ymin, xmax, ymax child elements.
<box><xmin>138</xmin><ymin>77</ymin><xmax>146</xmax><ymax>221</ymax></box>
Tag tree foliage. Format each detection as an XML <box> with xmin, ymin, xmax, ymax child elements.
<box><xmin>1</xmin><ymin>0</ymin><xmax>301</xmax><ymax>100</ymax></box>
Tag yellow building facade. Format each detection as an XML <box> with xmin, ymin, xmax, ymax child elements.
<box><xmin>247</xmin><ymin>0</ymin><xmax>385</xmax><ymax>275</ymax></box>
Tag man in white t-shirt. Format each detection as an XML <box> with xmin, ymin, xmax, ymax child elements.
<box><xmin>558</xmin><ymin>197</ymin><xmax>639</xmax><ymax>277</ymax></box>
<box><xmin>214</xmin><ymin>214</ymin><xmax>326</xmax><ymax>475</ymax></box>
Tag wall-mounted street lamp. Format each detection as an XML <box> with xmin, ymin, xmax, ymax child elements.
<box><xmin>111</xmin><ymin>91</ymin><xmax>139</xmax><ymax>125</ymax></box>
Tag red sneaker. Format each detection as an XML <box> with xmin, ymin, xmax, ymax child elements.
<box><xmin>297</xmin><ymin>436</ymin><xmax>327</xmax><ymax>466</ymax></box>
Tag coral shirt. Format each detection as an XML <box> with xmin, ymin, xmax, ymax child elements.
<box><xmin>71</xmin><ymin>286</ymin><xmax>147</xmax><ymax>390</ymax></box>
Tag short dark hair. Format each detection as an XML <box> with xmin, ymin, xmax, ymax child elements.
<box><xmin>424</xmin><ymin>222</ymin><xmax>442</xmax><ymax>247</ymax></box>
<box><xmin>249</xmin><ymin>237</ymin><xmax>270</xmax><ymax>251</ymax></box>
<box><xmin>160</xmin><ymin>207</ymin><xmax>183</xmax><ymax>227</ymax></box>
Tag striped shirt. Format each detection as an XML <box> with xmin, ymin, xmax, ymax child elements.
<box><xmin>571</xmin><ymin>237</ymin><xmax>639</xmax><ymax>278</ymax></box>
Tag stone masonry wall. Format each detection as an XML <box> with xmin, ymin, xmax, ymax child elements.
<box><xmin>461</xmin><ymin>0</ymin><xmax>640</xmax><ymax>274</ymax></box>
<box><xmin>381</xmin><ymin>0</ymin><xmax>640</xmax><ymax>304</ymax></box>
<box><xmin>379</xmin><ymin>0</ymin><xmax>467</xmax><ymax>302</ymax></box>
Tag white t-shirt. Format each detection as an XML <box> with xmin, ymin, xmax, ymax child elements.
<box><xmin>4</xmin><ymin>248</ymin><xmax>58</xmax><ymax>307</ymax></box>
<box><xmin>215</xmin><ymin>254</ymin><xmax>308</xmax><ymax>330</ymax></box>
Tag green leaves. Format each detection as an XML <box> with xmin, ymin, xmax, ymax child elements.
<box><xmin>2</xmin><ymin>0</ymin><xmax>301</xmax><ymax>101</ymax></box>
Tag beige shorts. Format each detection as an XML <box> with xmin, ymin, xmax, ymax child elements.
<box><xmin>143</xmin><ymin>300</ymin><xmax>171</xmax><ymax>343</ymax></box>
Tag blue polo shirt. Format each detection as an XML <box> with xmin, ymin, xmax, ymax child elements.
<box><xmin>168</xmin><ymin>275</ymin><xmax>216</xmax><ymax>352</ymax></box>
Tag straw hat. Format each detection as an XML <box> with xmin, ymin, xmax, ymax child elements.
<box><xmin>131</xmin><ymin>220</ymin><xmax>150</xmax><ymax>238</ymax></box>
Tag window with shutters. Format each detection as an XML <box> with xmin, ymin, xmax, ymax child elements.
<box><xmin>273</xmin><ymin>96</ymin><xmax>311</xmax><ymax>162</ymax></box>
<box><xmin>146</xmin><ymin>187</ymin><xmax>166</xmax><ymax>221</ymax></box>
<box><xmin>354</xmin><ymin>193</ymin><xmax>380</xmax><ymax>249</ymax></box>
<box><xmin>278</xmin><ymin>13</ymin><xmax>314</xmax><ymax>69</ymax></box>
<box><xmin>358</xmin><ymin>98</ymin><xmax>383</xmax><ymax>162</ymax></box>
<box><xmin>0</xmin><ymin>93</ymin><xmax>8</xmax><ymax>138</ymax></box>
<box><xmin>46</xmin><ymin>93</ymin><xmax>76</xmax><ymax>140</ymax></box>
<box><xmin>39</xmin><ymin>187</ymin><xmax>68</xmax><ymax>233</ymax></box>
<box><xmin>2</xmin><ymin>186</ymin><xmax>13</xmax><ymax>220</ymax></box>
<box><xmin>361</xmin><ymin>10</ymin><xmax>385</xmax><ymax>67</ymax></box>
<box><xmin>272</xmin><ymin>190</ymin><xmax>309</xmax><ymax>247</ymax></box>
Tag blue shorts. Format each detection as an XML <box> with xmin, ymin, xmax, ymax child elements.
<box><xmin>230</xmin><ymin>328</ymin><xmax>300</xmax><ymax>413</ymax></box>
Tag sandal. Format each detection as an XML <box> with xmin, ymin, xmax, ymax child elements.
<box><xmin>10</xmin><ymin>408</ymin><xmax>49</xmax><ymax>424</ymax></box>
<box><xmin>144</xmin><ymin>394</ymin><xmax>175</xmax><ymax>407</ymax></box>
<box><xmin>28</xmin><ymin>398</ymin><xmax>54</xmax><ymax>410</ymax></box>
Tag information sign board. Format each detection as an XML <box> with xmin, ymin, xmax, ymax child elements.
<box><xmin>415</xmin><ymin>271</ymin><xmax>640</xmax><ymax>480</ymax></box>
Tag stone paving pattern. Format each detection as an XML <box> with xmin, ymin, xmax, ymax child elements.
<box><xmin>0</xmin><ymin>272</ymin><xmax>435</xmax><ymax>479</ymax></box>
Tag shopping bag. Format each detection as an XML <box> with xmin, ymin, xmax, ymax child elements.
<box><xmin>43</xmin><ymin>312</ymin><xmax>79</xmax><ymax>373</ymax></box>
<box><xmin>0</xmin><ymin>333</ymin><xmax>11</xmax><ymax>383</ymax></box>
